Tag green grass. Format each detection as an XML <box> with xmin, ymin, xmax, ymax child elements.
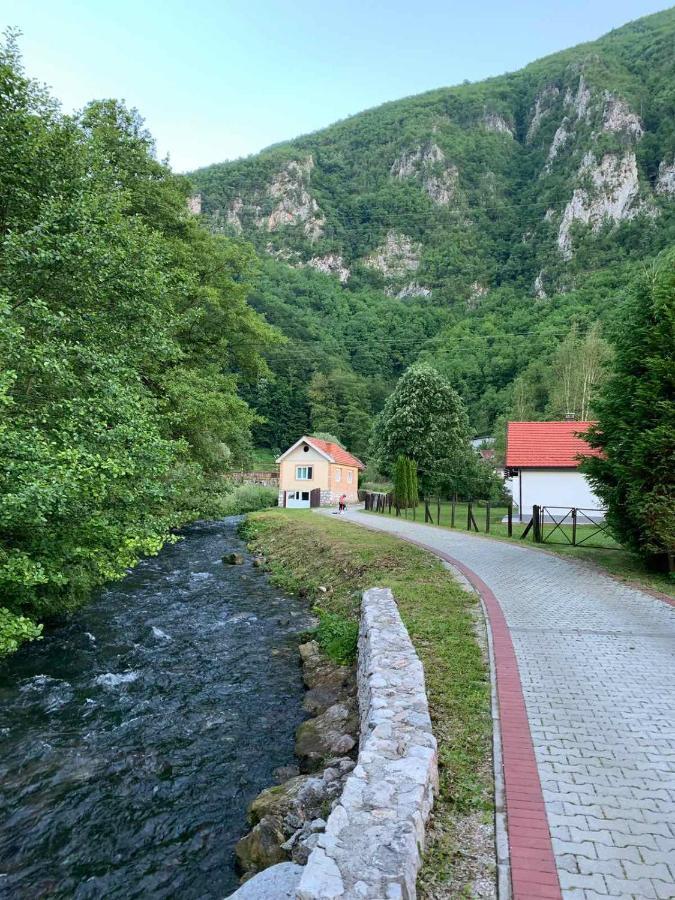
<box><xmin>367</xmin><ymin>500</ymin><xmax>674</xmax><ymax>599</ymax></box>
<box><xmin>245</xmin><ymin>509</ymin><xmax>494</xmax><ymax>897</ymax></box>
<box><xmin>248</xmin><ymin>447</ymin><xmax>278</xmax><ymax>469</ymax></box>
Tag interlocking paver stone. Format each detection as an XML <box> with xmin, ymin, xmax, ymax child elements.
<box><xmin>330</xmin><ymin>510</ymin><xmax>675</xmax><ymax>900</ymax></box>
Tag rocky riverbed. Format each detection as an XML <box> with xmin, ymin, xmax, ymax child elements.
<box><xmin>233</xmin><ymin>639</ymin><xmax>359</xmax><ymax>883</ymax></box>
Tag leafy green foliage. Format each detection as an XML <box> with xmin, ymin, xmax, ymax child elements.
<box><xmin>315</xmin><ymin>610</ymin><xmax>359</xmax><ymax>664</ymax></box>
<box><xmin>583</xmin><ymin>248</ymin><xmax>675</xmax><ymax>569</ymax></box>
<box><xmin>372</xmin><ymin>364</ymin><xmax>472</xmax><ymax>492</ymax></box>
<box><xmin>394</xmin><ymin>456</ymin><xmax>418</xmax><ymax>509</ymax></box>
<box><xmin>0</xmin><ymin>34</ymin><xmax>274</xmax><ymax>652</ymax></box>
<box><xmin>220</xmin><ymin>484</ymin><xmax>279</xmax><ymax>516</ymax></box>
<box><xmin>0</xmin><ymin>608</ymin><xmax>43</xmax><ymax>656</ymax></box>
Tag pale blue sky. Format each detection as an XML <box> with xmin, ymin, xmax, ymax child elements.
<box><xmin>2</xmin><ymin>0</ymin><xmax>670</xmax><ymax>172</ymax></box>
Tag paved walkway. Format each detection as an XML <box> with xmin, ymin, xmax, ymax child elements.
<box><xmin>326</xmin><ymin>509</ymin><xmax>675</xmax><ymax>900</ymax></box>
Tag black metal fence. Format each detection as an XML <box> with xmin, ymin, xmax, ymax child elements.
<box><xmin>362</xmin><ymin>494</ymin><xmax>616</xmax><ymax>549</ymax></box>
<box><xmin>522</xmin><ymin>505</ymin><xmax>614</xmax><ymax>548</ymax></box>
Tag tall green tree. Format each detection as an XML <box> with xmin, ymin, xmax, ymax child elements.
<box><xmin>371</xmin><ymin>363</ymin><xmax>472</xmax><ymax>493</ymax></box>
<box><xmin>0</xmin><ymin>34</ymin><xmax>275</xmax><ymax>653</ymax></box>
<box><xmin>584</xmin><ymin>249</ymin><xmax>675</xmax><ymax>570</ymax></box>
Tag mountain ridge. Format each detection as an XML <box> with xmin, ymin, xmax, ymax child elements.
<box><xmin>189</xmin><ymin>8</ymin><xmax>675</xmax><ymax>451</ymax></box>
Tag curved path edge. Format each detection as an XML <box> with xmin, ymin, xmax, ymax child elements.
<box><xmin>331</xmin><ymin>513</ymin><xmax>563</xmax><ymax>900</ymax></box>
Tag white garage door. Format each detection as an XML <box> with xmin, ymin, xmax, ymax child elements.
<box><xmin>286</xmin><ymin>490</ymin><xmax>311</xmax><ymax>508</ymax></box>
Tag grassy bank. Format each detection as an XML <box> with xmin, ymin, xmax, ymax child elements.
<box><xmin>365</xmin><ymin>501</ymin><xmax>674</xmax><ymax>599</ymax></box>
<box><xmin>243</xmin><ymin>509</ymin><xmax>494</xmax><ymax>898</ymax></box>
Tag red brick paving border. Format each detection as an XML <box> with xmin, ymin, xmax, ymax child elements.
<box><xmin>390</xmin><ymin>535</ymin><xmax>563</xmax><ymax>900</ymax></box>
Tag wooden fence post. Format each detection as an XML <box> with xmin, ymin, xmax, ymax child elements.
<box><xmin>485</xmin><ymin>501</ymin><xmax>491</xmax><ymax>534</ymax></box>
<box><xmin>425</xmin><ymin>498</ymin><xmax>433</xmax><ymax>523</ymax></box>
<box><xmin>467</xmin><ymin>502</ymin><xmax>472</xmax><ymax>531</ymax></box>
<box><xmin>533</xmin><ymin>505</ymin><xmax>541</xmax><ymax>543</ymax></box>
<box><xmin>437</xmin><ymin>496</ymin><xmax>441</xmax><ymax>525</ymax></box>
<box><xmin>507</xmin><ymin>503</ymin><xmax>513</xmax><ymax>537</ymax></box>
<box><xmin>572</xmin><ymin>507</ymin><xmax>577</xmax><ymax>546</ymax></box>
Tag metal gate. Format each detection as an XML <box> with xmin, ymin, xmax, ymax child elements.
<box><xmin>538</xmin><ymin>506</ymin><xmax>614</xmax><ymax>548</ymax></box>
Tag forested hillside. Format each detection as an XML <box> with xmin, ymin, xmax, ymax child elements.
<box><xmin>191</xmin><ymin>8</ymin><xmax>675</xmax><ymax>443</ymax></box>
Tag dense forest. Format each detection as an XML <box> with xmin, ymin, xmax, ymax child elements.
<box><xmin>0</xmin><ymin>33</ymin><xmax>275</xmax><ymax>652</ymax></box>
<box><xmin>191</xmin><ymin>9</ymin><xmax>675</xmax><ymax>446</ymax></box>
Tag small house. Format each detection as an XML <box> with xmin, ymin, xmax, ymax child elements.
<box><xmin>276</xmin><ymin>437</ymin><xmax>365</xmax><ymax>508</ymax></box>
<box><xmin>505</xmin><ymin>421</ymin><xmax>602</xmax><ymax>520</ymax></box>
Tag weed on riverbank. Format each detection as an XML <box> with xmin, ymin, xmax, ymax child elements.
<box><xmin>244</xmin><ymin>509</ymin><xmax>495</xmax><ymax>898</ymax></box>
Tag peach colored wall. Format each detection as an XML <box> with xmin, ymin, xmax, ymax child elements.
<box><xmin>278</xmin><ymin>444</ymin><xmax>360</xmax><ymax>501</ymax></box>
<box><xmin>279</xmin><ymin>445</ymin><xmax>330</xmax><ymax>492</ymax></box>
<box><xmin>329</xmin><ymin>465</ymin><xmax>359</xmax><ymax>500</ymax></box>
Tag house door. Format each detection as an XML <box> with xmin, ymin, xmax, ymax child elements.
<box><xmin>310</xmin><ymin>488</ymin><xmax>321</xmax><ymax>508</ymax></box>
<box><xmin>286</xmin><ymin>490</ymin><xmax>311</xmax><ymax>508</ymax></box>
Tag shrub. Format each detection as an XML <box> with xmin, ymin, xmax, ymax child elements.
<box><xmin>221</xmin><ymin>483</ymin><xmax>278</xmax><ymax>516</ymax></box>
<box><xmin>315</xmin><ymin>609</ymin><xmax>359</xmax><ymax>663</ymax></box>
<box><xmin>0</xmin><ymin>608</ymin><xmax>42</xmax><ymax>656</ymax></box>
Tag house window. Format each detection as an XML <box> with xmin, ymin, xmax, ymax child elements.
<box><xmin>335</xmin><ymin>467</ymin><xmax>341</xmax><ymax>482</ymax></box>
<box><xmin>347</xmin><ymin>470</ymin><xmax>353</xmax><ymax>484</ymax></box>
<box><xmin>296</xmin><ymin>466</ymin><xmax>313</xmax><ymax>480</ymax></box>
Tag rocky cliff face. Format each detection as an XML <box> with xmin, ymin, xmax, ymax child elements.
<box><xmin>266</xmin><ymin>157</ymin><xmax>325</xmax><ymax>241</ymax></box>
<box><xmin>364</xmin><ymin>232</ymin><xmax>421</xmax><ymax>279</ymax></box>
<box><xmin>217</xmin><ymin>156</ymin><xmax>325</xmax><ymax>242</ymax></box>
<box><xmin>557</xmin><ymin>151</ymin><xmax>646</xmax><ymax>258</ymax></box>
<box><xmin>191</xmin><ymin>9</ymin><xmax>675</xmax><ymax>301</ymax></box>
<box><xmin>391</xmin><ymin>142</ymin><xmax>459</xmax><ymax>206</ymax></box>
<box><xmin>656</xmin><ymin>159</ymin><xmax>675</xmax><ymax>196</ymax></box>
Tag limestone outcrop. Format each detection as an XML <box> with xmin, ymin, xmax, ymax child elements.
<box><xmin>564</xmin><ymin>75</ymin><xmax>592</xmax><ymax>122</ymax></box>
<box><xmin>482</xmin><ymin>112</ymin><xmax>514</xmax><ymax>136</ymax></box>
<box><xmin>364</xmin><ymin>231</ymin><xmax>421</xmax><ymax>278</ymax></box>
<box><xmin>220</xmin><ymin>156</ymin><xmax>325</xmax><ymax>242</ymax></box>
<box><xmin>601</xmin><ymin>92</ymin><xmax>643</xmax><ymax>138</ymax></box>
<box><xmin>390</xmin><ymin>142</ymin><xmax>459</xmax><ymax>206</ymax></box>
<box><xmin>387</xmin><ymin>282</ymin><xmax>432</xmax><ymax>300</ymax></box>
<box><xmin>527</xmin><ymin>85</ymin><xmax>560</xmax><ymax>142</ymax></box>
<box><xmin>557</xmin><ymin>151</ymin><xmax>645</xmax><ymax>257</ymax></box>
<box><xmin>656</xmin><ymin>158</ymin><xmax>675</xmax><ymax>195</ymax></box>
<box><xmin>305</xmin><ymin>254</ymin><xmax>351</xmax><ymax>283</ymax></box>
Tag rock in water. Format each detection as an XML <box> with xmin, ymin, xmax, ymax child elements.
<box><xmin>223</xmin><ymin>552</ymin><xmax>245</xmax><ymax>565</ymax></box>
<box><xmin>225</xmin><ymin>862</ymin><xmax>303</xmax><ymax>899</ymax></box>
<box><xmin>294</xmin><ymin>701</ymin><xmax>358</xmax><ymax>771</ymax></box>
<box><xmin>235</xmin><ymin>815</ymin><xmax>287</xmax><ymax>873</ymax></box>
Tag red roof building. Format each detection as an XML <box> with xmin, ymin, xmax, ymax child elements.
<box><xmin>506</xmin><ymin>421</ymin><xmax>600</xmax><ymax>468</ymax></box>
<box><xmin>276</xmin><ymin>436</ymin><xmax>364</xmax><ymax>508</ymax></box>
<box><xmin>505</xmin><ymin>421</ymin><xmax>602</xmax><ymax>520</ymax></box>
<box><xmin>304</xmin><ymin>437</ymin><xmax>366</xmax><ymax>470</ymax></box>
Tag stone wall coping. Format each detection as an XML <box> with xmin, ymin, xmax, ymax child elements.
<box><xmin>296</xmin><ymin>587</ymin><xmax>438</xmax><ymax>899</ymax></box>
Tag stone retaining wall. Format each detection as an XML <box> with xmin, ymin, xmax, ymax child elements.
<box><xmin>296</xmin><ymin>587</ymin><xmax>438</xmax><ymax>899</ymax></box>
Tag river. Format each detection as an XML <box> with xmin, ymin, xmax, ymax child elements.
<box><xmin>0</xmin><ymin>518</ymin><xmax>313</xmax><ymax>899</ymax></box>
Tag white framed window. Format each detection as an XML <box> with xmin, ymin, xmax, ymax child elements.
<box><xmin>347</xmin><ymin>470</ymin><xmax>353</xmax><ymax>484</ymax></box>
<box><xmin>296</xmin><ymin>466</ymin><xmax>313</xmax><ymax>480</ymax></box>
<box><xmin>335</xmin><ymin>467</ymin><xmax>342</xmax><ymax>482</ymax></box>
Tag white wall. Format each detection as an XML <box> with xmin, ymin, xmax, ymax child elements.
<box><xmin>509</xmin><ymin>468</ymin><xmax>602</xmax><ymax>518</ymax></box>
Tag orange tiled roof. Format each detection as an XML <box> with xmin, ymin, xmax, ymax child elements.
<box><xmin>505</xmin><ymin>421</ymin><xmax>601</xmax><ymax>468</ymax></box>
<box><xmin>305</xmin><ymin>437</ymin><xmax>366</xmax><ymax>470</ymax></box>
